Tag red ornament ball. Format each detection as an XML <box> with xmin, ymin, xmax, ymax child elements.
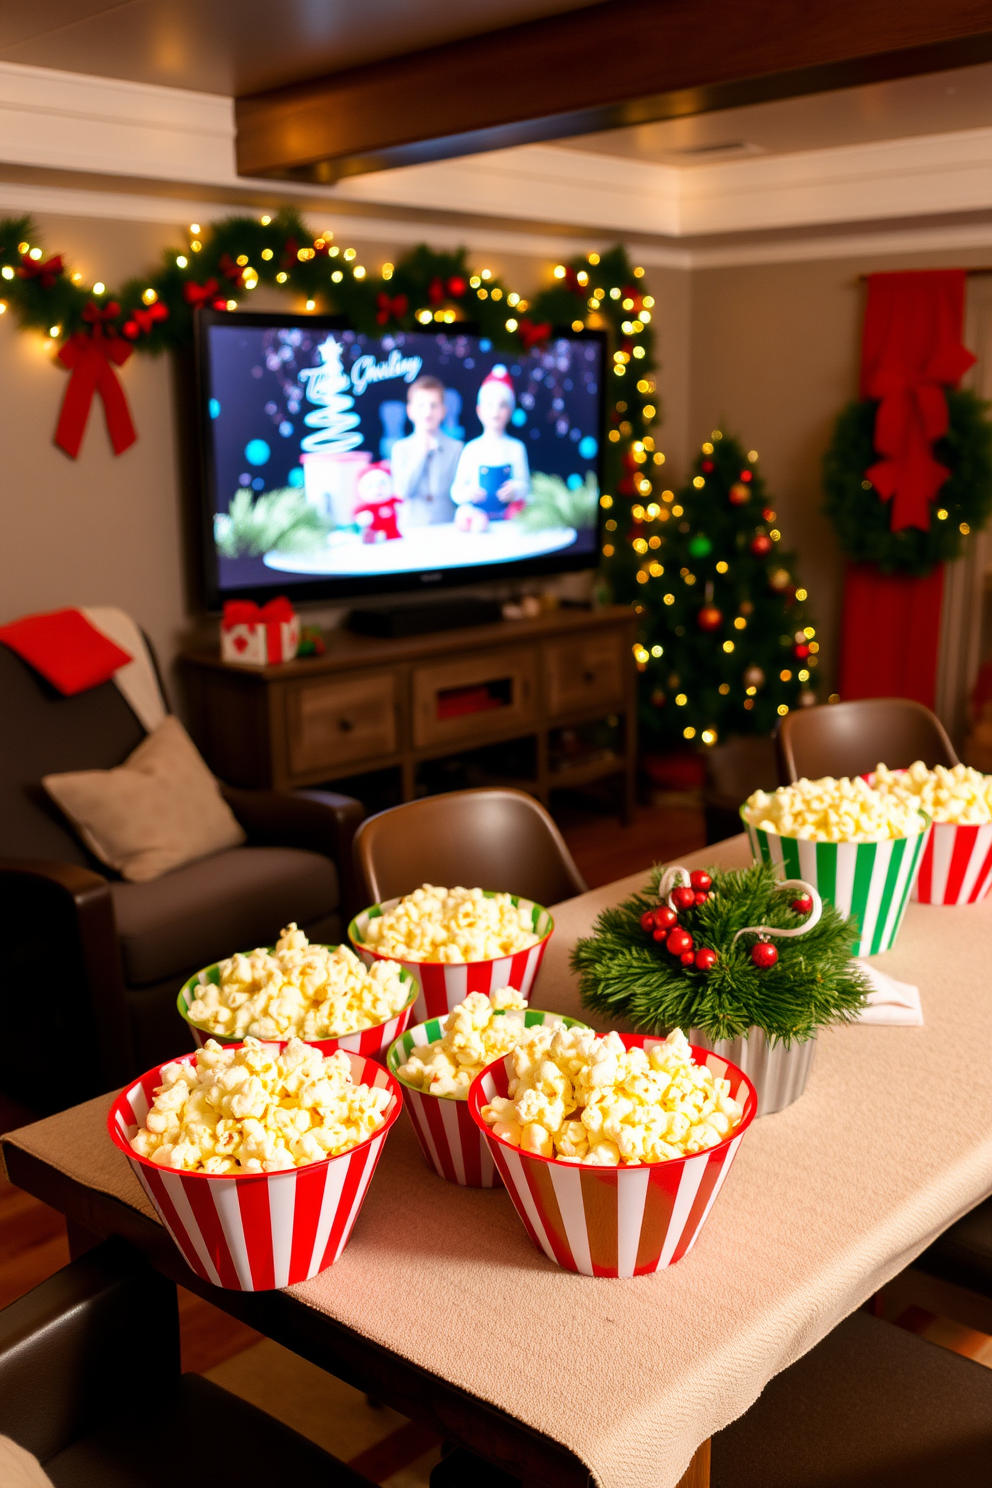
<box><xmin>694</xmin><ymin>947</ymin><xmax>718</xmax><ymax>971</ymax></box>
<box><xmin>680</xmin><ymin>949</ymin><xmax>697</xmax><ymax>967</ymax></box>
<box><xmin>762</xmin><ymin>507</ymin><xmax>776</xmax><ymax>522</ymax></box>
<box><xmin>693</xmin><ymin>890</ymin><xmax>709</xmax><ymax>906</ymax></box>
<box><xmin>640</xmin><ymin>910</ymin><xmax>657</xmax><ymax>933</ymax></box>
<box><xmin>671</xmin><ymin>885</ymin><xmax>696</xmax><ymax>911</ymax></box>
<box><xmin>666</xmin><ymin>928</ymin><xmax>693</xmax><ymax>957</ymax></box>
<box><xmin>697</xmin><ymin>605</ymin><xmax>723</xmax><ymax>632</ymax></box>
<box><xmin>794</xmin><ymin>643</ymin><xmax>810</xmax><ymax>659</ymax></box>
<box><xmin>739</xmin><ymin>470</ymin><xmax>752</xmax><ymax>482</ymax></box>
<box><xmin>750</xmin><ymin>534</ymin><xmax>773</xmax><ymax>557</ymax></box>
<box><xmin>728</xmin><ymin>482</ymin><xmax>750</xmax><ymax>505</ymax></box>
<box><xmin>689</xmin><ymin>870</ymin><xmax>712</xmax><ymax>890</ymax></box>
<box><xmin>701</xmin><ymin>459</ymin><xmax>714</xmax><ymax>472</ymax></box>
<box><xmin>750</xmin><ymin>940</ymin><xmax>779</xmax><ymax>969</ymax></box>
<box><xmin>653</xmin><ymin>905</ymin><xmax>678</xmax><ymax>931</ymax></box>
<box><xmin>791</xmin><ymin>894</ymin><xmax>813</xmax><ymax>915</ymax></box>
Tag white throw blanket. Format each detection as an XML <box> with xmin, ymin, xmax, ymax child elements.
<box><xmin>82</xmin><ymin>606</ymin><xmax>167</xmax><ymax>733</ymax></box>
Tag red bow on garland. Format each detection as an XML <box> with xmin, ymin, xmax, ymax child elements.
<box><xmin>218</xmin><ymin>253</ymin><xmax>244</xmax><ymax>283</ymax></box>
<box><xmin>221</xmin><ymin>596</ymin><xmax>295</xmax><ymax>628</ymax></box>
<box><xmin>376</xmin><ymin>292</ymin><xmax>409</xmax><ymax>325</ymax></box>
<box><xmin>183</xmin><ymin>279</ymin><xmax>226</xmax><ymax>310</ymax></box>
<box><xmin>518</xmin><ymin>318</ymin><xmax>552</xmax><ymax>350</ymax></box>
<box><xmin>54</xmin><ymin>301</ymin><xmax>136</xmax><ymax>459</ymax></box>
<box><xmin>860</xmin><ymin>271</ymin><xmax>976</xmax><ymax>531</ymax></box>
<box><xmin>17</xmin><ymin>253</ymin><xmax>63</xmax><ymax>289</ymax></box>
<box><xmin>122</xmin><ymin>301</ymin><xmax>169</xmax><ymax>339</ymax></box>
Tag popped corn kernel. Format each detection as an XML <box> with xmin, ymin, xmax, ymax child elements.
<box><xmin>743</xmin><ymin>776</ymin><xmax>925</xmax><ymax>843</ymax></box>
<box><xmin>364</xmin><ymin>886</ymin><xmax>540</xmax><ymax>963</ymax></box>
<box><xmin>397</xmin><ymin>989</ymin><xmax>547</xmax><ymax>1099</ymax></box>
<box><xmin>871</xmin><ymin>761</ymin><xmax>992</xmax><ymax>825</ymax></box>
<box><xmin>187</xmin><ymin>925</ymin><xmax>410</xmax><ymax>1040</ymax></box>
<box><xmin>481</xmin><ymin>1027</ymin><xmax>742</xmax><ymax>1166</ymax></box>
<box><xmin>130</xmin><ymin>1037</ymin><xmax>391</xmax><ymax>1174</ymax></box>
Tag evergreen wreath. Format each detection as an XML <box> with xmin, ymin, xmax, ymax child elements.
<box><xmin>823</xmin><ymin>389</ymin><xmax>992</xmax><ymax>577</ymax></box>
<box><xmin>570</xmin><ymin>862</ymin><xmax>869</xmax><ymax>1046</ymax></box>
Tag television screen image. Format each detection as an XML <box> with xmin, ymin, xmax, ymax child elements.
<box><xmin>196</xmin><ymin>312</ymin><xmax>605</xmax><ymax>604</ymax></box>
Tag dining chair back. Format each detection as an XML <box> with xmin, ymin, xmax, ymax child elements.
<box><xmin>353</xmin><ymin>788</ymin><xmax>588</xmax><ymax>908</ymax></box>
<box><xmin>776</xmin><ymin>698</ymin><xmax>957</xmax><ymax>784</ymax></box>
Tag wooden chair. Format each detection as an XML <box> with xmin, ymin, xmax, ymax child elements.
<box><xmin>0</xmin><ymin>641</ymin><xmax>363</xmax><ymax>1106</ymax></box>
<box><xmin>776</xmin><ymin>698</ymin><xmax>957</xmax><ymax>784</ymax></box>
<box><xmin>711</xmin><ymin>1309</ymin><xmax>992</xmax><ymax>1487</ymax></box>
<box><xmin>0</xmin><ymin>1239</ymin><xmax>371</xmax><ymax>1488</ymax></box>
<box><xmin>353</xmin><ymin>788</ymin><xmax>588</xmax><ymax>908</ymax></box>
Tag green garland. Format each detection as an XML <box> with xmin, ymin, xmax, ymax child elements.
<box><xmin>570</xmin><ymin>863</ymin><xmax>869</xmax><ymax>1045</ymax></box>
<box><xmin>0</xmin><ymin>211</ymin><xmax>657</xmax><ymax>505</ymax></box>
<box><xmin>822</xmin><ymin>390</ymin><xmax>992</xmax><ymax>576</ymax></box>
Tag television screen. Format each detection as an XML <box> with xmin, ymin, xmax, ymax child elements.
<box><xmin>195</xmin><ymin>311</ymin><xmax>605</xmax><ymax>606</ymax></box>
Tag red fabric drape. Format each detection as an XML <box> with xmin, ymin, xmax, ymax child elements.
<box><xmin>839</xmin><ymin>562</ymin><xmax>945</xmax><ymax>709</ymax></box>
<box><xmin>839</xmin><ymin>270</ymin><xmax>973</xmax><ymax>707</ymax></box>
<box><xmin>861</xmin><ymin>270</ymin><xmax>975</xmax><ymax>531</ymax></box>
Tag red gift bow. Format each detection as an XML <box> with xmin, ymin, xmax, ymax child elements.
<box><xmin>18</xmin><ymin>253</ymin><xmax>63</xmax><ymax>289</ymax></box>
<box><xmin>860</xmin><ymin>270</ymin><xmax>976</xmax><ymax>532</ymax></box>
<box><xmin>376</xmin><ymin>292</ymin><xmax>409</xmax><ymax>326</ymax></box>
<box><xmin>222</xmin><ymin>597</ymin><xmax>295</xmax><ymax>628</ymax></box>
<box><xmin>183</xmin><ymin>278</ymin><xmax>225</xmax><ymax>309</ymax></box>
<box><xmin>518</xmin><ymin>318</ymin><xmax>552</xmax><ymax>350</ymax></box>
<box><xmin>218</xmin><ymin>253</ymin><xmax>244</xmax><ymax>283</ymax></box>
<box><xmin>54</xmin><ymin>302</ymin><xmax>136</xmax><ymax>459</ymax></box>
<box><xmin>122</xmin><ymin>301</ymin><xmax>169</xmax><ymax>339</ymax></box>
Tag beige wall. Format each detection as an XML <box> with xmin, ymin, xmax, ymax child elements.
<box><xmin>688</xmin><ymin>246</ymin><xmax>992</xmax><ymax>693</ymax></box>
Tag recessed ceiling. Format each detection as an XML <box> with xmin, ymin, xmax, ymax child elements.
<box><xmin>555</xmin><ymin>62</ymin><xmax>992</xmax><ymax>164</ymax></box>
<box><xmin>0</xmin><ymin>0</ymin><xmax>602</xmax><ymax>96</ymax></box>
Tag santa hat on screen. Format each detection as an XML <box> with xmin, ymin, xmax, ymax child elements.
<box><xmin>479</xmin><ymin>364</ymin><xmax>516</xmax><ymax>406</ymax></box>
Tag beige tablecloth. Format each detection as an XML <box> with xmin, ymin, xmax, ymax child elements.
<box><xmin>6</xmin><ymin>835</ymin><xmax>992</xmax><ymax>1488</ymax></box>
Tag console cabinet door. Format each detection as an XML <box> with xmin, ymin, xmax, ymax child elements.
<box><xmin>285</xmin><ymin>673</ymin><xmax>397</xmax><ymax>778</ymax></box>
<box><xmin>412</xmin><ymin>647</ymin><xmax>536</xmax><ymax>748</ymax></box>
<box><xmin>544</xmin><ymin>629</ymin><xmax>625</xmax><ymax>718</ymax></box>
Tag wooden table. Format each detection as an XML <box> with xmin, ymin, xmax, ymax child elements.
<box><xmin>5</xmin><ymin>835</ymin><xmax>992</xmax><ymax>1488</ymax></box>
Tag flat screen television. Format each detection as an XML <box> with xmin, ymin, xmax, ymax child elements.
<box><xmin>194</xmin><ymin>310</ymin><xmax>606</xmax><ymax>608</ymax></box>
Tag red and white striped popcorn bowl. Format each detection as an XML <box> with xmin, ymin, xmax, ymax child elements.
<box><xmin>348</xmin><ymin>894</ymin><xmax>554</xmax><ymax>1024</ymax></box>
<box><xmin>468</xmin><ymin>1035</ymin><xmax>757</xmax><ymax>1278</ymax></box>
<box><xmin>176</xmin><ymin>960</ymin><xmax>419</xmax><ymax>1060</ymax></box>
<box><xmin>913</xmin><ymin>821</ymin><xmax>992</xmax><ymax>905</ymax></box>
<box><xmin>107</xmin><ymin>1045</ymin><xmax>403</xmax><ymax>1291</ymax></box>
<box><xmin>386</xmin><ymin>1008</ymin><xmax>588</xmax><ymax>1187</ymax></box>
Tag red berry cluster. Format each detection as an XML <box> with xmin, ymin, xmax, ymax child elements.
<box><xmin>640</xmin><ymin>871</ymin><xmax>719</xmax><ymax>972</ymax></box>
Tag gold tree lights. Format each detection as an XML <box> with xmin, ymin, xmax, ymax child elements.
<box><xmin>616</xmin><ymin>431</ymin><xmax>818</xmax><ymax>749</ymax></box>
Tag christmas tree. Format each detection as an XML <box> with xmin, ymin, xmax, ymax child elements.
<box><xmin>611</xmin><ymin>430</ymin><xmax>818</xmax><ymax>749</ymax></box>
<box><xmin>299</xmin><ymin>336</ymin><xmax>362</xmax><ymax>454</ymax></box>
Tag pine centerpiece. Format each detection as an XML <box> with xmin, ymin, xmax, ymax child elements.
<box><xmin>571</xmin><ymin>864</ymin><xmax>869</xmax><ymax>1058</ymax></box>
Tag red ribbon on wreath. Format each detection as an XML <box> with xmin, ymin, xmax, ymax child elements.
<box><xmin>54</xmin><ymin>302</ymin><xmax>136</xmax><ymax>459</ymax></box>
<box><xmin>183</xmin><ymin>278</ymin><xmax>226</xmax><ymax>310</ymax></box>
<box><xmin>376</xmin><ymin>292</ymin><xmax>408</xmax><ymax>325</ymax></box>
<box><xmin>860</xmin><ymin>271</ymin><xmax>976</xmax><ymax>531</ymax></box>
<box><xmin>17</xmin><ymin>253</ymin><xmax>64</xmax><ymax>289</ymax></box>
<box><xmin>518</xmin><ymin>318</ymin><xmax>552</xmax><ymax>350</ymax></box>
<box><xmin>122</xmin><ymin>301</ymin><xmax>169</xmax><ymax>339</ymax></box>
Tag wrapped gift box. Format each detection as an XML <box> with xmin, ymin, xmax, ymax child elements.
<box><xmin>221</xmin><ymin>598</ymin><xmax>300</xmax><ymax>666</ymax></box>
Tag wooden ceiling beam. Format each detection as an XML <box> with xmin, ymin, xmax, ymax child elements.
<box><xmin>235</xmin><ymin>0</ymin><xmax>992</xmax><ymax>183</ymax></box>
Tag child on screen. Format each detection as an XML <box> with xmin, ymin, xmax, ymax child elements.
<box><xmin>450</xmin><ymin>367</ymin><xmax>530</xmax><ymax>533</ymax></box>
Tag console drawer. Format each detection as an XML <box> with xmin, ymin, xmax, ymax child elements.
<box><xmin>544</xmin><ymin>631</ymin><xmax>625</xmax><ymax>717</ymax></box>
<box><xmin>286</xmin><ymin>673</ymin><xmax>397</xmax><ymax>776</ymax></box>
<box><xmin>413</xmin><ymin>647</ymin><xmax>536</xmax><ymax>748</ymax></box>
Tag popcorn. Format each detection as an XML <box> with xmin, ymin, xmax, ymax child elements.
<box><xmin>744</xmin><ymin>776</ymin><xmax>925</xmax><ymax>843</ymax></box>
<box><xmin>871</xmin><ymin>760</ymin><xmax>992</xmax><ymax>825</ymax></box>
<box><xmin>481</xmin><ymin>1027</ymin><xmax>742</xmax><ymax>1167</ymax></box>
<box><xmin>364</xmin><ymin>885</ymin><xmax>540</xmax><ymax>964</ymax></box>
<box><xmin>397</xmin><ymin>988</ymin><xmax>542</xmax><ymax>1099</ymax></box>
<box><xmin>187</xmin><ymin>924</ymin><xmax>409</xmax><ymax>1040</ymax></box>
<box><xmin>130</xmin><ymin>1037</ymin><xmax>391</xmax><ymax>1174</ymax></box>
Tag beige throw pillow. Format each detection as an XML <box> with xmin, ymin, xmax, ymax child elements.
<box><xmin>43</xmin><ymin>715</ymin><xmax>246</xmax><ymax>882</ymax></box>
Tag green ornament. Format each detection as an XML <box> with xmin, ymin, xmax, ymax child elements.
<box><xmin>688</xmin><ymin>533</ymin><xmax>713</xmax><ymax>558</ymax></box>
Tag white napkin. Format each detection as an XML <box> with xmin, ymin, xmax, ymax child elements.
<box><xmin>853</xmin><ymin>961</ymin><xmax>923</xmax><ymax>1026</ymax></box>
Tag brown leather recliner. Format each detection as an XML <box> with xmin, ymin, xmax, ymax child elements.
<box><xmin>0</xmin><ymin>642</ymin><xmax>363</xmax><ymax>1108</ymax></box>
<box><xmin>776</xmin><ymin>697</ymin><xmax>958</xmax><ymax>784</ymax></box>
<box><xmin>0</xmin><ymin>1238</ymin><xmax>373</xmax><ymax>1488</ymax></box>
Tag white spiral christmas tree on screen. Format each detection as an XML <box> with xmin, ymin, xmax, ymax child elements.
<box><xmin>299</xmin><ymin>337</ymin><xmax>362</xmax><ymax>453</ymax></box>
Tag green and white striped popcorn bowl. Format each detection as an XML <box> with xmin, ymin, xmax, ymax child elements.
<box><xmin>741</xmin><ymin>807</ymin><xmax>930</xmax><ymax>957</ymax></box>
<box><xmin>387</xmin><ymin>1008</ymin><xmax>587</xmax><ymax>1187</ymax></box>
